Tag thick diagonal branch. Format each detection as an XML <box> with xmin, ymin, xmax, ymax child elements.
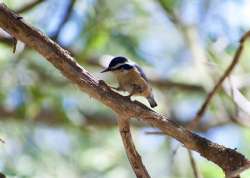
<box><xmin>0</xmin><ymin>4</ymin><xmax>249</xmax><ymax>177</ymax></box>
<box><xmin>118</xmin><ymin>118</ymin><xmax>150</xmax><ymax>178</ymax></box>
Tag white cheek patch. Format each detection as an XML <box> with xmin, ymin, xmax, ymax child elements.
<box><xmin>123</xmin><ymin>70</ymin><xmax>128</xmax><ymax>74</ymax></box>
<box><xmin>111</xmin><ymin>63</ymin><xmax>126</xmax><ymax>70</ymax></box>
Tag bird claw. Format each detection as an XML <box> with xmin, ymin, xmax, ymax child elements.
<box><xmin>125</xmin><ymin>95</ymin><xmax>132</xmax><ymax>100</ymax></box>
<box><xmin>99</xmin><ymin>80</ymin><xmax>106</xmax><ymax>85</ymax></box>
<box><xmin>99</xmin><ymin>80</ymin><xmax>110</xmax><ymax>90</ymax></box>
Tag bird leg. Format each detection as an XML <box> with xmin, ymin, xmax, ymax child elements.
<box><xmin>126</xmin><ymin>85</ymin><xmax>142</xmax><ymax>98</ymax></box>
<box><xmin>127</xmin><ymin>90</ymin><xmax>136</xmax><ymax>98</ymax></box>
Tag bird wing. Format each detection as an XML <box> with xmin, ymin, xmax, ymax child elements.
<box><xmin>134</xmin><ymin>65</ymin><xmax>148</xmax><ymax>82</ymax></box>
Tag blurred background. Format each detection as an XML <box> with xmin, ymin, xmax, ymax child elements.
<box><xmin>0</xmin><ymin>0</ymin><xmax>250</xmax><ymax>177</ymax></box>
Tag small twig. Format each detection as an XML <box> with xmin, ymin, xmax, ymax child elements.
<box><xmin>188</xmin><ymin>31</ymin><xmax>250</xmax><ymax>129</ymax></box>
<box><xmin>151</xmin><ymin>78</ymin><xmax>205</xmax><ymax>93</ymax></box>
<box><xmin>12</xmin><ymin>37</ymin><xmax>17</xmax><ymax>53</ymax></box>
<box><xmin>118</xmin><ymin>118</ymin><xmax>151</xmax><ymax>178</ymax></box>
<box><xmin>11</xmin><ymin>15</ymin><xmax>22</xmax><ymax>53</ymax></box>
<box><xmin>51</xmin><ymin>0</ymin><xmax>76</xmax><ymax>41</ymax></box>
<box><xmin>15</xmin><ymin>0</ymin><xmax>44</xmax><ymax>14</ymax></box>
<box><xmin>188</xmin><ymin>150</ymin><xmax>202</xmax><ymax>178</ymax></box>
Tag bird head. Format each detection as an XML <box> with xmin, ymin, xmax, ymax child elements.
<box><xmin>101</xmin><ymin>56</ymin><xmax>132</xmax><ymax>73</ymax></box>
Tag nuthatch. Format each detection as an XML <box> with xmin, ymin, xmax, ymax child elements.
<box><xmin>101</xmin><ymin>56</ymin><xmax>157</xmax><ymax>108</ymax></box>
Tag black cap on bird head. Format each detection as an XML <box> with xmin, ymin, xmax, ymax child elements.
<box><xmin>101</xmin><ymin>56</ymin><xmax>128</xmax><ymax>73</ymax></box>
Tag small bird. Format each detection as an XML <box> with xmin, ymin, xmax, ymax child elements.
<box><xmin>101</xmin><ymin>56</ymin><xmax>157</xmax><ymax>108</ymax></box>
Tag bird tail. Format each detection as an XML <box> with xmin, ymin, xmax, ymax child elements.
<box><xmin>147</xmin><ymin>94</ymin><xmax>157</xmax><ymax>108</ymax></box>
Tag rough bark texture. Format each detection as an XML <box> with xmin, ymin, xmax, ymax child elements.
<box><xmin>0</xmin><ymin>3</ymin><xmax>249</xmax><ymax>177</ymax></box>
<box><xmin>118</xmin><ymin>118</ymin><xmax>150</xmax><ymax>178</ymax></box>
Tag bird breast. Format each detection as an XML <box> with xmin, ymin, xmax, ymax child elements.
<box><xmin>114</xmin><ymin>69</ymin><xmax>151</xmax><ymax>96</ymax></box>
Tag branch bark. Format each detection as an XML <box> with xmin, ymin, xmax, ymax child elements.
<box><xmin>118</xmin><ymin>118</ymin><xmax>150</xmax><ymax>178</ymax></box>
<box><xmin>0</xmin><ymin>3</ymin><xmax>249</xmax><ymax>177</ymax></box>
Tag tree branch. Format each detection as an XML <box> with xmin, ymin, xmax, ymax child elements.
<box><xmin>188</xmin><ymin>150</ymin><xmax>202</xmax><ymax>178</ymax></box>
<box><xmin>1</xmin><ymin>105</ymin><xmax>244</xmax><ymax>132</ymax></box>
<box><xmin>51</xmin><ymin>0</ymin><xmax>77</xmax><ymax>41</ymax></box>
<box><xmin>15</xmin><ymin>0</ymin><xmax>45</xmax><ymax>14</ymax></box>
<box><xmin>189</xmin><ymin>31</ymin><xmax>250</xmax><ymax>129</ymax></box>
<box><xmin>0</xmin><ymin>4</ymin><xmax>249</xmax><ymax>177</ymax></box>
<box><xmin>118</xmin><ymin>118</ymin><xmax>150</xmax><ymax>178</ymax></box>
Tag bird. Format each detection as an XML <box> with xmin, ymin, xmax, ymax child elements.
<box><xmin>101</xmin><ymin>56</ymin><xmax>157</xmax><ymax>108</ymax></box>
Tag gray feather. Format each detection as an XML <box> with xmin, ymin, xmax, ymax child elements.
<box><xmin>134</xmin><ymin>65</ymin><xmax>148</xmax><ymax>82</ymax></box>
<box><xmin>147</xmin><ymin>95</ymin><xmax>157</xmax><ymax>108</ymax></box>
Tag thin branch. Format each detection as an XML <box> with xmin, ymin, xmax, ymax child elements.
<box><xmin>188</xmin><ymin>150</ymin><xmax>202</xmax><ymax>178</ymax></box>
<box><xmin>188</xmin><ymin>31</ymin><xmax>250</xmax><ymax>129</ymax></box>
<box><xmin>0</xmin><ymin>4</ymin><xmax>250</xmax><ymax>177</ymax></box>
<box><xmin>151</xmin><ymin>79</ymin><xmax>205</xmax><ymax>93</ymax></box>
<box><xmin>1</xmin><ymin>105</ymin><xmax>236</xmax><ymax>131</ymax></box>
<box><xmin>15</xmin><ymin>0</ymin><xmax>44</xmax><ymax>14</ymax></box>
<box><xmin>118</xmin><ymin>118</ymin><xmax>150</xmax><ymax>178</ymax></box>
<box><xmin>51</xmin><ymin>0</ymin><xmax>77</xmax><ymax>41</ymax></box>
<box><xmin>12</xmin><ymin>37</ymin><xmax>17</xmax><ymax>53</ymax></box>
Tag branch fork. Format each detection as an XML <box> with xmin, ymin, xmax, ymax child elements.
<box><xmin>0</xmin><ymin>3</ymin><xmax>249</xmax><ymax>178</ymax></box>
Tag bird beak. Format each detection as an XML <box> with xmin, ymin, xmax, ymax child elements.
<box><xmin>101</xmin><ymin>68</ymin><xmax>111</xmax><ymax>73</ymax></box>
